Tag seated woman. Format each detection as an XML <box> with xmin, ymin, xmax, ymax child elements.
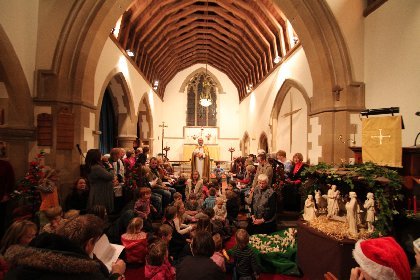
<box><xmin>0</xmin><ymin>220</ymin><xmax>37</xmax><ymax>255</ymax></box>
<box><xmin>176</xmin><ymin>231</ymin><xmax>224</xmax><ymax>279</ymax></box>
<box><xmin>65</xmin><ymin>177</ymin><xmax>89</xmax><ymax>213</ymax></box>
<box><xmin>5</xmin><ymin>214</ymin><xmax>126</xmax><ymax>279</ymax></box>
<box><xmin>121</xmin><ymin>217</ymin><xmax>148</xmax><ymax>264</ymax></box>
<box><xmin>246</xmin><ymin>174</ymin><xmax>277</xmax><ymax>234</ymax></box>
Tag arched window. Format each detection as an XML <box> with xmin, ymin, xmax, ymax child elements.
<box><xmin>186</xmin><ymin>72</ymin><xmax>217</xmax><ymax>126</ymax></box>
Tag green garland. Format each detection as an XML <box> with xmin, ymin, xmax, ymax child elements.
<box><xmin>301</xmin><ymin>162</ymin><xmax>404</xmax><ymax>236</ymax></box>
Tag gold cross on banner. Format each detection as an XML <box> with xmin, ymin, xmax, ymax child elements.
<box><xmin>371</xmin><ymin>128</ymin><xmax>391</xmax><ymax>145</ymax></box>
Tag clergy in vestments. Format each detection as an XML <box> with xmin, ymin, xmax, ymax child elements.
<box><xmin>191</xmin><ymin>138</ymin><xmax>210</xmax><ymax>179</ymax></box>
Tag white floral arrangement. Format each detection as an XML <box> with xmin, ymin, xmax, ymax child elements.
<box><xmin>249</xmin><ymin>228</ymin><xmax>297</xmax><ymax>254</ymax></box>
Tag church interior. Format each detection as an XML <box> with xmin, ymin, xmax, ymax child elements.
<box><xmin>0</xmin><ymin>0</ymin><xmax>419</xmax><ymax>279</ymax></box>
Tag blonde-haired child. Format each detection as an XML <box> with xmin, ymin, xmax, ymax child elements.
<box><xmin>213</xmin><ymin>197</ymin><xmax>227</xmax><ymax>222</ymax></box>
<box><xmin>121</xmin><ymin>217</ymin><xmax>148</xmax><ymax>264</ymax></box>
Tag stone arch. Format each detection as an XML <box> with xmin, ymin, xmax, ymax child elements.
<box><xmin>241</xmin><ymin>131</ymin><xmax>250</xmax><ymax>156</ymax></box>
<box><xmin>137</xmin><ymin>94</ymin><xmax>154</xmax><ymax>154</ymax></box>
<box><xmin>270</xmin><ymin>79</ymin><xmax>310</xmax><ymax>160</ymax></box>
<box><xmin>0</xmin><ymin>25</ymin><xmax>33</xmax><ymax>128</ymax></box>
<box><xmin>97</xmin><ymin>71</ymin><xmax>137</xmax><ymax>149</ymax></box>
<box><xmin>275</xmin><ymin>0</ymin><xmax>363</xmax><ymax>110</ymax></box>
<box><xmin>179</xmin><ymin>67</ymin><xmax>224</xmax><ymax>94</ymax></box>
<box><xmin>97</xmin><ymin>70</ymin><xmax>136</xmax><ymax>121</ymax></box>
<box><xmin>42</xmin><ymin>0</ymin><xmax>363</xmax><ymax>166</ymax></box>
<box><xmin>0</xmin><ymin>25</ymin><xmax>35</xmax><ymax>179</ymax></box>
<box><xmin>259</xmin><ymin>132</ymin><xmax>269</xmax><ymax>153</ymax></box>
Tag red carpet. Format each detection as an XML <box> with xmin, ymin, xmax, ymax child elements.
<box><xmin>125</xmin><ymin>235</ymin><xmax>307</xmax><ymax>280</ymax></box>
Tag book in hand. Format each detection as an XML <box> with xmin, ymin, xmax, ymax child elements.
<box><xmin>92</xmin><ymin>234</ymin><xmax>125</xmax><ymax>272</ymax></box>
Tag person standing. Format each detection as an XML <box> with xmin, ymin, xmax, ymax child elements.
<box><xmin>191</xmin><ymin>138</ymin><xmax>210</xmax><ymax>179</ymax></box>
<box><xmin>85</xmin><ymin>149</ymin><xmax>115</xmax><ymax>213</ymax></box>
<box><xmin>252</xmin><ymin>152</ymin><xmax>273</xmax><ymax>188</ymax></box>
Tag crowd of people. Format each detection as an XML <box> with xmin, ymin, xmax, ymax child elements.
<box><xmin>0</xmin><ymin>143</ymin><xmax>418</xmax><ymax>280</ymax></box>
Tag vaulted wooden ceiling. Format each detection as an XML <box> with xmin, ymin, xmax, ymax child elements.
<box><xmin>117</xmin><ymin>0</ymin><xmax>298</xmax><ymax>101</ymax></box>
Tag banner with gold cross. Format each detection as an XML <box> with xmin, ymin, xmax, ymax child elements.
<box><xmin>362</xmin><ymin>116</ymin><xmax>402</xmax><ymax>167</ymax></box>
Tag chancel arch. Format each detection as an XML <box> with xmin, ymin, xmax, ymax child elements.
<box><xmin>98</xmin><ymin>72</ymin><xmax>137</xmax><ymax>152</ymax></box>
<box><xmin>241</xmin><ymin>132</ymin><xmax>250</xmax><ymax>156</ymax></box>
<box><xmin>259</xmin><ymin>132</ymin><xmax>269</xmax><ymax>154</ymax></box>
<box><xmin>0</xmin><ymin>25</ymin><xmax>35</xmax><ymax>179</ymax></box>
<box><xmin>137</xmin><ymin>95</ymin><xmax>153</xmax><ymax>154</ymax></box>
<box><xmin>270</xmin><ymin>79</ymin><xmax>310</xmax><ymax>161</ymax></box>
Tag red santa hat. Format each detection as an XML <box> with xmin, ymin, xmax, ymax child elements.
<box><xmin>352</xmin><ymin>237</ymin><xmax>411</xmax><ymax>280</ymax></box>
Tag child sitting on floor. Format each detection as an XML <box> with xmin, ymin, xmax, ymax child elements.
<box><xmin>203</xmin><ymin>187</ymin><xmax>217</xmax><ymax>209</ymax></box>
<box><xmin>41</xmin><ymin>206</ymin><xmax>67</xmax><ymax>234</ymax></box>
<box><xmin>226</xmin><ymin>189</ymin><xmax>240</xmax><ymax>225</ymax></box>
<box><xmin>134</xmin><ymin>187</ymin><xmax>155</xmax><ymax>232</ymax></box>
<box><xmin>173</xmin><ymin>200</ymin><xmax>194</xmax><ymax>234</ymax></box>
<box><xmin>229</xmin><ymin>229</ymin><xmax>261</xmax><ymax>280</ymax></box>
<box><xmin>121</xmin><ymin>217</ymin><xmax>148</xmax><ymax>264</ymax></box>
<box><xmin>213</xmin><ymin>197</ymin><xmax>227</xmax><ymax>223</ymax></box>
<box><xmin>164</xmin><ymin>205</ymin><xmax>188</xmax><ymax>261</ymax></box>
<box><xmin>158</xmin><ymin>224</ymin><xmax>173</xmax><ymax>245</ymax></box>
<box><xmin>145</xmin><ymin>240</ymin><xmax>176</xmax><ymax>280</ymax></box>
<box><xmin>172</xmin><ymin>192</ymin><xmax>183</xmax><ymax>205</ymax></box>
<box><xmin>211</xmin><ymin>233</ymin><xmax>226</xmax><ymax>272</ymax></box>
<box><xmin>185</xmin><ymin>193</ymin><xmax>201</xmax><ymax>219</ymax></box>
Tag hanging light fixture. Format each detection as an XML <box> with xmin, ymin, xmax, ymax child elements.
<box><xmin>199</xmin><ymin>0</ymin><xmax>212</xmax><ymax>108</ymax></box>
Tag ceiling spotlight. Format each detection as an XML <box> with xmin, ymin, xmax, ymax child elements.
<box><xmin>274</xmin><ymin>55</ymin><xmax>281</xmax><ymax>64</ymax></box>
<box><xmin>126</xmin><ymin>49</ymin><xmax>135</xmax><ymax>57</ymax></box>
<box><xmin>246</xmin><ymin>83</ymin><xmax>253</xmax><ymax>93</ymax></box>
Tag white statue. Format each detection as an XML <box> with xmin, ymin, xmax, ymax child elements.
<box><xmin>345</xmin><ymin>192</ymin><xmax>360</xmax><ymax>236</ymax></box>
<box><xmin>364</xmin><ymin>192</ymin><xmax>375</xmax><ymax>232</ymax></box>
<box><xmin>327</xmin><ymin>185</ymin><xmax>340</xmax><ymax>217</ymax></box>
<box><xmin>303</xmin><ymin>195</ymin><xmax>317</xmax><ymax>221</ymax></box>
<box><xmin>315</xmin><ymin>190</ymin><xmax>327</xmax><ymax>213</ymax></box>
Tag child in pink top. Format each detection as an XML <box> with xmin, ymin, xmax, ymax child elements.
<box><xmin>145</xmin><ymin>240</ymin><xmax>175</xmax><ymax>280</ymax></box>
<box><xmin>121</xmin><ymin>217</ymin><xmax>148</xmax><ymax>264</ymax></box>
<box><xmin>211</xmin><ymin>233</ymin><xmax>226</xmax><ymax>272</ymax></box>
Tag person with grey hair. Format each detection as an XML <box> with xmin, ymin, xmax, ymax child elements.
<box><xmin>247</xmin><ymin>173</ymin><xmax>277</xmax><ymax>234</ymax></box>
<box><xmin>4</xmin><ymin>214</ymin><xmax>126</xmax><ymax>280</ymax></box>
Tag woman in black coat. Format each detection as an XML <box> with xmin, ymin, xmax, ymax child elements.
<box><xmin>65</xmin><ymin>177</ymin><xmax>89</xmax><ymax>213</ymax></box>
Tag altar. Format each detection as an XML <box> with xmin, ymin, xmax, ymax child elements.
<box><xmin>183</xmin><ymin>144</ymin><xmax>220</xmax><ymax>162</ymax></box>
<box><xmin>182</xmin><ymin>126</ymin><xmax>220</xmax><ymax>162</ymax></box>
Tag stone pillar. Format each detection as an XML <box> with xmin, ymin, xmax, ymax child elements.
<box><xmin>117</xmin><ymin>135</ymin><xmax>138</xmax><ymax>150</ymax></box>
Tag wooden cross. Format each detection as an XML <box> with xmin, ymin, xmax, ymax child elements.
<box><xmin>282</xmin><ymin>93</ymin><xmax>301</xmax><ymax>153</ymax></box>
<box><xmin>159</xmin><ymin>121</ymin><xmax>168</xmax><ymax>155</ymax></box>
